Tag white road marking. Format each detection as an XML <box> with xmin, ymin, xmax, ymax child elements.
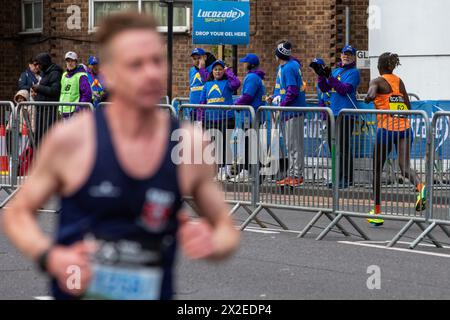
<box><xmin>354</xmin><ymin>240</ymin><xmax>450</xmax><ymax>249</ymax></box>
<box><xmin>338</xmin><ymin>241</ymin><xmax>450</xmax><ymax>258</ymax></box>
<box><xmin>34</xmin><ymin>296</ymin><xmax>54</xmax><ymax>300</ymax></box>
<box><xmin>244</xmin><ymin>228</ymin><xmax>280</xmax><ymax>234</ymax></box>
<box><xmin>242</xmin><ymin>226</ymin><xmax>303</xmax><ymax>234</ymax></box>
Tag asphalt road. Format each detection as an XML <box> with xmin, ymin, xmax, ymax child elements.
<box><xmin>1</xmin><ymin>201</ymin><xmax>450</xmax><ymax>300</ymax></box>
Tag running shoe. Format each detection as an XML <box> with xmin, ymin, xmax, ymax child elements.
<box><xmin>415</xmin><ymin>186</ymin><xmax>426</xmax><ymax>212</ymax></box>
<box><xmin>286</xmin><ymin>176</ymin><xmax>304</xmax><ymax>187</ymax></box>
<box><xmin>367</xmin><ymin>209</ymin><xmax>384</xmax><ymax>227</ymax></box>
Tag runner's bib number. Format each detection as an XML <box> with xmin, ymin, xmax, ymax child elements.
<box><xmin>389</xmin><ymin>95</ymin><xmax>408</xmax><ymax>111</ymax></box>
<box><xmin>84</xmin><ymin>263</ymin><xmax>163</xmax><ymax>300</ymax></box>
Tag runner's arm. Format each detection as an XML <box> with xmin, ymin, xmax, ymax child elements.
<box><xmin>178</xmin><ymin>125</ymin><xmax>240</xmax><ymax>260</ymax></box>
<box><xmin>2</xmin><ymin>127</ymin><xmax>64</xmax><ymax>261</ymax></box>
<box><xmin>365</xmin><ymin>78</ymin><xmax>379</xmax><ymax>103</ymax></box>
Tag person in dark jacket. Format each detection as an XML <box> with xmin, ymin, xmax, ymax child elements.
<box><xmin>32</xmin><ymin>53</ymin><xmax>63</xmax><ymax>147</ymax></box>
<box><xmin>17</xmin><ymin>58</ymin><xmax>41</xmax><ymax>92</ymax></box>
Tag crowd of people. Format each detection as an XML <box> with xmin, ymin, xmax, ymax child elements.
<box><xmin>16</xmin><ymin>51</ymin><xmax>106</xmax><ymax>109</ymax></box>
<box><xmin>14</xmin><ymin>51</ymin><xmax>107</xmax><ymax>147</ymax></box>
<box><xmin>188</xmin><ymin>42</ymin><xmax>426</xmax><ymax>226</ymax></box>
<box><xmin>0</xmin><ymin>11</ymin><xmax>428</xmax><ymax>301</ymax></box>
<box><xmin>10</xmin><ymin>33</ymin><xmax>426</xmax><ymax>230</ymax></box>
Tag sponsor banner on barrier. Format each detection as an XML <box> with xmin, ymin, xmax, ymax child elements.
<box><xmin>175</xmin><ymin>99</ymin><xmax>450</xmax><ymax>159</ymax></box>
<box><xmin>192</xmin><ymin>0</ymin><xmax>250</xmax><ymax>45</ymax></box>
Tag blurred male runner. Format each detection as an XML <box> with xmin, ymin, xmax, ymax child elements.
<box><xmin>3</xmin><ymin>13</ymin><xmax>239</xmax><ymax>300</ymax></box>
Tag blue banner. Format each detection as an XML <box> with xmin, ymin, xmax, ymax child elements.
<box><xmin>192</xmin><ymin>0</ymin><xmax>250</xmax><ymax>45</ymax></box>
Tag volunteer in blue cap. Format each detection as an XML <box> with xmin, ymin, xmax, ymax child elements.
<box><xmin>311</xmin><ymin>45</ymin><xmax>361</xmax><ymax>189</ymax></box>
<box><xmin>232</xmin><ymin>53</ymin><xmax>266</xmax><ymax>182</ymax></box>
<box><xmin>200</xmin><ymin>60</ymin><xmax>241</xmax><ymax>181</ymax></box>
<box><xmin>189</xmin><ymin>48</ymin><xmax>209</xmax><ymax>105</ymax></box>
<box><xmin>87</xmin><ymin>56</ymin><xmax>106</xmax><ymax>108</ymax></box>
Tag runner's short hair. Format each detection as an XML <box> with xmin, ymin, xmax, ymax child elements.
<box><xmin>97</xmin><ymin>12</ymin><xmax>159</xmax><ymax>61</ymax></box>
<box><xmin>378</xmin><ymin>52</ymin><xmax>401</xmax><ymax>72</ymax></box>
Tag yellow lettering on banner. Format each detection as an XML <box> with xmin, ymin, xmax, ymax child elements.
<box><xmin>280</xmin><ymin>89</ymin><xmax>286</xmax><ymax>95</ymax></box>
<box><xmin>191</xmin><ymin>86</ymin><xmax>203</xmax><ymax>92</ymax></box>
<box><xmin>207</xmin><ymin>98</ymin><xmax>225</xmax><ymax>104</ymax></box>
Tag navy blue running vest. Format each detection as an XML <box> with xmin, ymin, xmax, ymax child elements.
<box><xmin>52</xmin><ymin>108</ymin><xmax>183</xmax><ymax>300</ymax></box>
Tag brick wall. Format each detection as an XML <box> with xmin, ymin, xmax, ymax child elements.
<box><xmin>0</xmin><ymin>0</ymin><xmax>369</xmax><ymax>101</ymax></box>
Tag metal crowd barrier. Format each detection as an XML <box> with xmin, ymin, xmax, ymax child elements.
<box><xmin>0</xmin><ymin>102</ymin><xmax>16</xmax><ymax>199</ymax></box>
<box><xmin>411</xmin><ymin>112</ymin><xmax>450</xmax><ymax>249</ymax></box>
<box><xmin>316</xmin><ymin>109</ymin><xmax>440</xmax><ymax>247</ymax></box>
<box><xmin>160</xmin><ymin>96</ymin><xmax>170</xmax><ymax>105</ymax></box>
<box><xmin>239</xmin><ymin>106</ymin><xmax>352</xmax><ymax>236</ymax></box>
<box><xmin>172</xmin><ymin>97</ymin><xmax>191</xmax><ymax>119</ymax></box>
<box><xmin>0</xmin><ymin>102</ymin><xmax>94</xmax><ymax>211</ymax></box>
<box><xmin>178</xmin><ymin>104</ymin><xmax>260</xmax><ymax>223</ymax></box>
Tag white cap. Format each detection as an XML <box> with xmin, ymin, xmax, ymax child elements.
<box><xmin>65</xmin><ymin>51</ymin><xmax>78</xmax><ymax>61</ymax></box>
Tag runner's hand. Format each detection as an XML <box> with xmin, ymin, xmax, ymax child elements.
<box><xmin>46</xmin><ymin>241</ymin><xmax>97</xmax><ymax>296</ymax></box>
<box><xmin>177</xmin><ymin>212</ymin><xmax>216</xmax><ymax>260</ymax></box>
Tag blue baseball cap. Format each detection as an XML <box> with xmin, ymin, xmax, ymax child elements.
<box><xmin>191</xmin><ymin>48</ymin><xmax>206</xmax><ymax>56</ymax></box>
<box><xmin>239</xmin><ymin>53</ymin><xmax>260</xmax><ymax>66</ymax></box>
<box><xmin>341</xmin><ymin>45</ymin><xmax>357</xmax><ymax>55</ymax></box>
<box><xmin>211</xmin><ymin>60</ymin><xmax>226</xmax><ymax>69</ymax></box>
<box><xmin>313</xmin><ymin>58</ymin><xmax>325</xmax><ymax>65</ymax></box>
<box><xmin>88</xmin><ymin>56</ymin><xmax>99</xmax><ymax>65</ymax></box>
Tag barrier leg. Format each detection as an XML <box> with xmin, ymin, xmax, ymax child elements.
<box><xmin>229</xmin><ymin>203</ymin><xmax>241</xmax><ymax>216</ymax></box>
<box><xmin>409</xmin><ymin>222</ymin><xmax>439</xmax><ymax>249</ymax></box>
<box><xmin>342</xmin><ymin>216</ymin><xmax>370</xmax><ymax>240</ymax></box>
<box><xmin>298</xmin><ymin>211</ymin><xmax>324</xmax><ymax>238</ymax></box>
<box><xmin>324</xmin><ymin>212</ymin><xmax>351</xmax><ymax>237</ymax></box>
<box><xmin>387</xmin><ymin>219</ymin><xmax>415</xmax><ymax>248</ymax></box>
<box><xmin>240</xmin><ymin>204</ymin><xmax>263</xmax><ymax>230</ymax></box>
<box><xmin>183</xmin><ymin>198</ymin><xmax>200</xmax><ymax>216</ymax></box>
<box><xmin>0</xmin><ymin>187</ymin><xmax>19</xmax><ymax>208</ymax></box>
<box><xmin>316</xmin><ymin>213</ymin><xmax>344</xmax><ymax>240</ymax></box>
<box><xmin>414</xmin><ymin>222</ymin><xmax>443</xmax><ymax>249</ymax></box>
<box><xmin>241</xmin><ymin>204</ymin><xmax>267</xmax><ymax>228</ymax></box>
<box><xmin>264</xmin><ymin>207</ymin><xmax>288</xmax><ymax>230</ymax></box>
<box><xmin>439</xmin><ymin>224</ymin><xmax>450</xmax><ymax>239</ymax></box>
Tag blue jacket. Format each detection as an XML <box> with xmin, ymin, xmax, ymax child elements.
<box><xmin>200</xmin><ymin>79</ymin><xmax>236</xmax><ymax>121</ymax></box>
<box><xmin>279</xmin><ymin>58</ymin><xmax>306</xmax><ymax>107</ymax></box>
<box><xmin>18</xmin><ymin>68</ymin><xmax>39</xmax><ymax>91</ymax></box>
<box><xmin>189</xmin><ymin>66</ymin><xmax>209</xmax><ymax>104</ymax></box>
<box><xmin>318</xmin><ymin>62</ymin><xmax>360</xmax><ymax>116</ymax></box>
<box><xmin>236</xmin><ymin>69</ymin><xmax>266</xmax><ymax>110</ymax></box>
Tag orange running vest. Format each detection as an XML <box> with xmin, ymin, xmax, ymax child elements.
<box><xmin>374</xmin><ymin>74</ymin><xmax>410</xmax><ymax>131</ymax></box>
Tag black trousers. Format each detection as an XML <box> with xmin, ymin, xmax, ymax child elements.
<box><xmin>205</xmin><ymin>118</ymin><xmax>235</xmax><ymax>167</ymax></box>
<box><xmin>34</xmin><ymin>105</ymin><xmax>60</xmax><ymax>148</ymax></box>
<box><xmin>328</xmin><ymin>116</ymin><xmax>355</xmax><ymax>183</ymax></box>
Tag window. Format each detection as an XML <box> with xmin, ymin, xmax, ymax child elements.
<box><xmin>22</xmin><ymin>0</ymin><xmax>43</xmax><ymax>32</ymax></box>
<box><xmin>89</xmin><ymin>0</ymin><xmax>190</xmax><ymax>33</ymax></box>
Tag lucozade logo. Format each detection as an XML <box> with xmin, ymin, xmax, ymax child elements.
<box><xmin>197</xmin><ymin>8</ymin><xmax>245</xmax><ymax>22</ymax></box>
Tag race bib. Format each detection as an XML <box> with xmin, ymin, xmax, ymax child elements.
<box><xmin>84</xmin><ymin>264</ymin><xmax>163</xmax><ymax>300</ymax></box>
<box><xmin>82</xmin><ymin>237</ymin><xmax>165</xmax><ymax>300</ymax></box>
<box><xmin>389</xmin><ymin>95</ymin><xmax>408</xmax><ymax>111</ymax></box>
